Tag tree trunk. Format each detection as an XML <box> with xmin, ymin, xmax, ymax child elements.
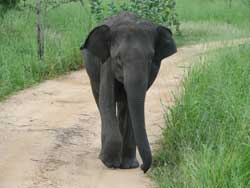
<box><xmin>36</xmin><ymin>0</ymin><xmax>44</xmax><ymax>60</ymax></box>
<box><xmin>42</xmin><ymin>0</ymin><xmax>49</xmax><ymax>57</ymax></box>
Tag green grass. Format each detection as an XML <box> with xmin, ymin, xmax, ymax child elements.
<box><xmin>151</xmin><ymin>44</ymin><xmax>250</xmax><ymax>188</ymax></box>
<box><xmin>174</xmin><ymin>0</ymin><xmax>250</xmax><ymax>46</ymax></box>
<box><xmin>0</xmin><ymin>2</ymin><xmax>92</xmax><ymax>100</ymax></box>
<box><xmin>151</xmin><ymin>1</ymin><xmax>250</xmax><ymax>187</ymax></box>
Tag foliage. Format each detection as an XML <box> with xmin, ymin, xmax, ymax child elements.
<box><xmin>0</xmin><ymin>0</ymin><xmax>20</xmax><ymax>16</ymax></box>
<box><xmin>152</xmin><ymin>44</ymin><xmax>250</xmax><ymax>188</ymax></box>
<box><xmin>90</xmin><ymin>0</ymin><xmax>180</xmax><ymax>32</ymax></box>
<box><xmin>124</xmin><ymin>0</ymin><xmax>179</xmax><ymax>30</ymax></box>
<box><xmin>0</xmin><ymin>0</ymin><xmax>20</xmax><ymax>7</ymax></box>
<box><xmin>89</xmin><ymin>0</ymin><xmax>103</xmax><ymax>22</ymax></box>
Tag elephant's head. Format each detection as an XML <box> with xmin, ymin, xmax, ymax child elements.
<box><xmin>81</xmin><ymin>21</ymin><xmax>177</xmax><ymax>173</ymax></box>
<box><xmin>80</xmin><ymin>22</ymin><xmax>176</xmax><ymax>66</ymax></box>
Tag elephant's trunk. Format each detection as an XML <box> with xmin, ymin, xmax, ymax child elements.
<box><xmin>124</xmin><ymin>66</ymin><xmax>152</xmax><ymax>173</ymax></box>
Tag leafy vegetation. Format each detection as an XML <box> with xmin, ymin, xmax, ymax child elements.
<box><xmin>0</xmin><ymin>0</ymin><xmax>20</xmax><ymax>16</ymax></box>
<box><xmin>152</xmin><ymin>43</ymin><xmax>250</xmax><ymax>188</ymax></box>
<box><xmin>90</xmin><ymin>0</ymin><xmax>180</xmax><ymax>32</ymax></box>
<box><xmin>0</xmin><ymin>0</ymin><xmax>19</xmax><ymax>7</ymax></box>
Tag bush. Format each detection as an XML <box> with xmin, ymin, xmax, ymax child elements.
<box><xmin>90</xmin><ymin>0</ymin><xmax>180</xmax><ymax>32</ymax></box>
<box><xmin>0</xmin><ymin>0</ymin><xmax>20</xmax><ymax>17</ymax></box>
<box><xmin>0</xmin><ymin>0</ymin><xmax>20</xmax><ymax>7</ymax></box>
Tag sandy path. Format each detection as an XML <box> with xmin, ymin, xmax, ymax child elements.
<box><xmin>0</xmin><ymin>39</ymin><xmax>249</xmax><ymax>188</ymax></box>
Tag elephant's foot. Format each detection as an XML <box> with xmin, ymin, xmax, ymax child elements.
<box><xmin>120</xmin><ymin>157</ymin><xmax>139</xmax><ymax>169</ymax></box>
<box><xmin>99</xmin><ymin>153</ymin><xmax>121</xmax><ymax>168</ymax></box>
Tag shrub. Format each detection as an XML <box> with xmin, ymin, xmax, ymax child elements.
<box><xmin>90</xmin><ymin>0</ymin><xmax>180</xmax><ymax>32</ymax></box>
<box><xmin>0</xmin><ymin>0</ymin><xmax>20</xmax><ymax>7</ymax></box>
<box><xmin>0</xmin><ymin>0</ymin><xmax>20</xmax><ymax>17</ymax></box>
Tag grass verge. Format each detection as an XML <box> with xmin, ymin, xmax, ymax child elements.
<box><xmin>174</xmin><ymin>0</ymin><xmax>250</xmax><ymax>46</ymax></box>
<box><xmin>0</xmin><ymin>2</ymin><xmax>92</xmax><ymax>100</ymax></box>
<box><xmin>151</xmin><ymin>44</ymin><xmax>250</xmax><ymax>188</ymax></box>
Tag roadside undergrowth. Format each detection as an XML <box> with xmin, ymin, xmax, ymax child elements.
<box><xmin>174</xmin><ymin>0</ymin><xmax>250</xmax><ymax>46</ymax></box>
<box><xmin>151</xmin><ymin>44</ymin><xmax>250</xmax><ymax>188</ymax></box>
<box><xmin>0</xmin><ymin>2</ymin><xmax>91</xmax><ymax>100</ymax></box>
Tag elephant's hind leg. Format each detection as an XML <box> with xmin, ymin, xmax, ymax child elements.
<box><xmin>117</xmin><ymin>98</ymin><xmax>139</xmax><ymax>169</ymax></box>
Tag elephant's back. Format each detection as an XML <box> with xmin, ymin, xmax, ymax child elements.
<box><xmin>99</xmin><ymin>11</ymin><xmax>157</xmax><ymax>32</ymax></box>
<box><xmin>100</xmin><ymin>11</ymin><xmax>138</xmax><ymax>27</ymax></box>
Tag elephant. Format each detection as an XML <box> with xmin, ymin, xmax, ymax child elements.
<box><xmin>80</xmin><ymin>11</ymin><xmax>177</xmax><ymax>173</ymax></box>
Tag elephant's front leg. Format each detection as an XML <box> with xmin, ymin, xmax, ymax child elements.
<box><xmin>99</xmin><ymin>62</ymin><xmax>122</xmax><ymax>168</ymax></box>
<box><xmin>117</xmin><ymin>99</ymin><xmax>139</xmax><ymax>169</ymax></box>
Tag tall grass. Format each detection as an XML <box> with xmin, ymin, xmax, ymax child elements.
<box><xmin>152</xmin><ymin>44</ymin><xmax>250</xmax><ymax>188</ymax></box>
<box><xmin>0</xmin><ymin>2</ymin><xmax>92</xmax><ymax>100</ymax></box>
<box><xmin>175</xmin><ymin>0</ymin><xmax>250</xmax><ymax>45</ymax></box>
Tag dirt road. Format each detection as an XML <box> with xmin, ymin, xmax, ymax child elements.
<box><xmin>0</xmin><ymin>39</ymin><xmax>249</xmax><ymax>188</ymax></box>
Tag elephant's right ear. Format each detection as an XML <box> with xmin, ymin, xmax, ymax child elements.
<box><xmin>80</xmin><ymin>25</ymin><xmax>111</xmax><ymax>63</ymax></box>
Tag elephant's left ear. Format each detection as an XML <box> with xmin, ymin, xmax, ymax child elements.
<box><xmin>80</xmin><ymin>25</ymin><xmax>111</xmax><ymax>63</ymax></box>
<box><xmin>154</xmin><ymin>26</ymin><xmax>177</xmax><ymax>63</ymax></box>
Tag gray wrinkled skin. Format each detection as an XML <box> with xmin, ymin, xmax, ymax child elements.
<box><xmin>81</xmin><ymin>12</ymin><xmax>177</xmax><ymax>173</ymax></box>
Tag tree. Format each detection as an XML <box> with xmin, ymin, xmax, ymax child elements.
<box><xmin>34</xmin><ymin>0</ymin><xmax>83</xmax><ymax>60</ymax></box>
